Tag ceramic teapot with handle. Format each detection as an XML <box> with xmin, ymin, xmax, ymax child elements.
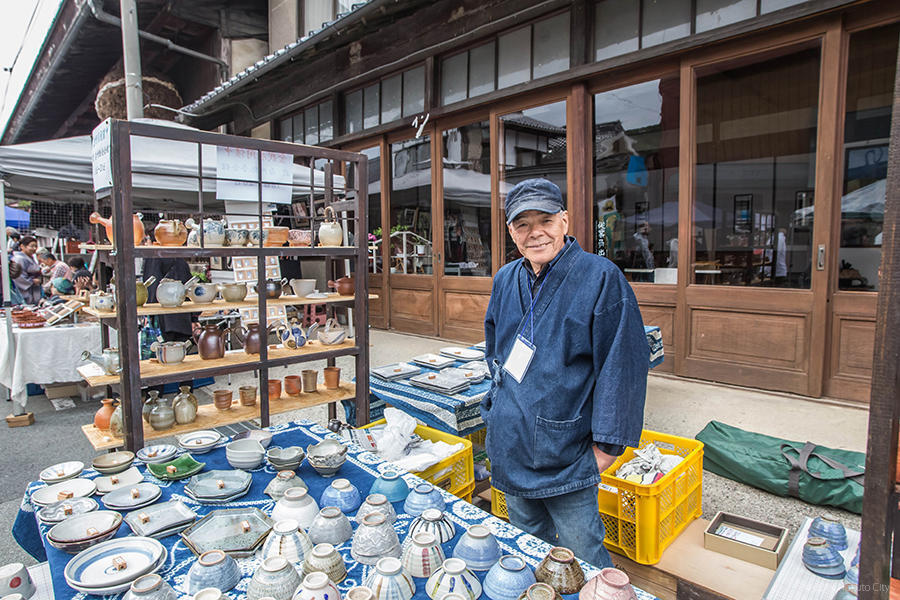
<box><xmin>193</xmin><ymin>321</ymin><xmax>230</xmax><ymax>359</ymax></box>
<box><xmin>233</xmin><ymin>322</ymin><xmax>279</xmax><ymax>354</ymax></box>
<box><xmin>318</xmin><ymin>318</ymin><xmax>347</xmax><ymax>345</ymax></box>
<box><xmin>154</xmin><ymin>219</ymin><xmax>189</xmax><ymax>246</ymax></box>
<box><xmin>276</xmin><ymin>319</ymin><xmax>307</xmax><ymax>349</ymax></box>
<box><xmin>253</xmin><ymin>278</ymin><xmax>287</xmax><ymax>299</ymax></box>
<box><xmin>318</xmin><ymin>206</ymin><xmax>343</xmax><ymax>247</ymax></box>
<box><xmin>327</xmin><ymin>276</ymin><xmax>354</xmax><ymax>296</ymax></box>
<box><xmin>89</xmin><ymin>212</ymin><xmax>145</xmax><ymax>247</ymax></box>
<box><xmin>135</xmin><ymin>276</ymin><xmax>156</xmax><ymax>307</ymax></box>
<box><xmin>186</xmin><ymin>281</ymin><xmax>218</xmax><ymax>304</ymax></box>
<box><xmin>186</xmin><ymin>217</ymin><xmax>226</xmax><ymax>247</ymax></box>
<box><xmin>150</xmin><ymin>340</ymin><xmax>192</xmax><ymax>364</ymax></box>
<box><xmin>156</xmin><ymin>276</ymin><xmax>198</xmax><ymax>308</ymax></box>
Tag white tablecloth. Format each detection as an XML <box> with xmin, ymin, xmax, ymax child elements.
<box><xmin>0</xmin><ymin>322</ymin><xmax>103</xmax><ymax>408</ymax></box>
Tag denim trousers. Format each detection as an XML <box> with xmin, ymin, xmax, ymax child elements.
<box><xmin>504</xmin><ymin>485</ymin><xmax>613</xmax><ymax>569</ymax></box>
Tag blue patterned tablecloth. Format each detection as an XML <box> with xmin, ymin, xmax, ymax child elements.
<box><xmin>357</xmin><ymin>326</ymin><xmax>664</xmax><ymax>437</ymax></box>
<box><xmin>13</xmin><ymin>420</ymin><xmax>657</xmax><ymax>600</ymax></box>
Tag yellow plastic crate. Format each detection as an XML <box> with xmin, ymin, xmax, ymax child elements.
<box><xmin>465</xmin><ymin>428</ymin><xmax>486</xmax><ymax>447</ymax></box>
<box><xmin>490</xmin><ymin>429</ymin><xmax>703</xmax><ymax>565</ymax></box>
<box><xmin>361</xmin><ymin>419</ymin><xmax>474</xmax><ymax>500</ymax></box>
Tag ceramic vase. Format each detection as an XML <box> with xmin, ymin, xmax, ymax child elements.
<box><xmin>407</xmin><ymin>508</ymin><xmax>455</xmax><ymax>544</ymax></box>
<box><xmin>300</xmin><ymin>543</ymin><xmax>347</xmax><ymax>584</ymax></box>
<box><xmin>809</xmin><ymin>514</ymin><xmax>848</xmax><ymax>551</ymax></box>
<box><xmin>247</xmin><ymin>557</ymin><xmax>302</xmax><ymax>600</ymax></box>
<box><xmin>109</xmin><ymin>401</ymin><xmax>123</xmax><ymax>437</ymax></box>
<box><xmin>124</xmin><ymin>574</ymin><xmax>177</xmax><ymax>600</ymax></box>
<box><xmin>363</xmin><ymin>556</ymin><xmax>415</xmax><ymax>600</ymax></box>
<box><xmin>518</xmin><ymin>583</ymin><xmax>563</xmax><ymax>600</ymax></box>
<box><xmin>453</xmin><ymin>524</ymin><xmax>502</xmax><ymax>571</ymax></box>
<box><xmin>187</xmin><ymin>550</ymin><xmax>241</xmax><ymax>594</ymax></box>
<box><xmin>173</xmin><ymin>386</ymin><xmax>198</xmax><ymax>424</ymax></box>
<box><xmin>484</xmin><ymin>555</ymin><xmax>537</xmax><ymax>600</ymax></box>
<box><xmin>579</xmin><ymin>568</ymin><xmax>638</xmax><ymax>600</ymax></box>
<box><xmin>370</xmin><ymin>471</ymin><xmax>410</xmax><ymax>503</ymax></box>
<box><xmin>307</xmin><ymin>506</ymin><xmax>353</xmax><ymax>546</ymax></box>
<box><xmin>293</xmin><ymin>572</ymin><xmax>342</xmax><ymax>600</ymax></box>
<box><xmin>259</xmin><ymin>519</ymin><xmax>314</xmax><ymax>564</ymax></box>
<box><xmin>320</xmin><ymin>478</ymin><xmax>362</xmax><ymax>513</ymax></box>
<box><xmin>148</xmin><ymin>396</ymin><xmax>176</xmax><ymax>431</ymax></box>
<box><xmin>272</xmin><ymin>487</ymin><xmax>319</xmax><ymax>529</ymax></box>
<box><xmin>424</xmin><ymin>558</ymin><xmax>482</xmax><ymax>600</ymax></box>
<box><xmin>802</xmin><ymin>537</ymin><xmax>846</xmax><ymax>579</ymax></box>
<box><xmin>142</xmin><ymin>390</ymin><xmax>159</xmax><ymax>423</ymax></box>
<box><xmin>265</xmin><ymin>471</ymin><xmax>307</xmax><ymax>500</ymax></box>
<box><xmin>401</xmin><ymin>531</ymin><xmax>445</xmax><ymax>578</ymax></box>
<box><xmin>403</xmin><ymin>483</ymin><xmax>445</xmax><ymax>516</ymax></box>
<box><xmin>94</xmin><ymin>398</ymin><xmax>116</xmax><ymax>430</ymax></box>
<box><xmin>535</xmin><ymin>547</ymin><xmax>585</xmax><ymax>594</ymax></box>
<box><xmin>357</xmin><ymin>494</ymin><xmax>397</xmax><ymax>525</ymax></box>
<box><xmin>351</xmin><ymin>513</ymin><xmax>401</xmax><ymax>565</ymax></box>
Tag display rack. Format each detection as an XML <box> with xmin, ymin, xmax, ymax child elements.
<box><xmin>82</xmin><ymin>119</ymin><xmax>371</xmax><ymax>451</ymax></box>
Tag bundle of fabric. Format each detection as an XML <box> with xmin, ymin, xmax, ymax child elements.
<box><xmin>614</xmin><ymin>443</ymin><xmax>684</xmax><ymax>484</ymax></box>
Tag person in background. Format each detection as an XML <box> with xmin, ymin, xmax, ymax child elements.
<box><xmin>6</xmin><ymin>227</ymin><xmax>21</xmax><ymax>253</ymax></box>
<box><xmin>38</xmin><ymin>250</ymin><xmax>73</xmax><ymax>294</ymax></box>
<box><xmin>11</xmin><ymin>236</ymin><xmax>42</xmax><ymax>304</ymax></box>
<box><xmin>66</xmin><ymin>256</ymin><xmax>94</xmax><ymax>293</ymax></box>
<box><xmin>43</xmin><ymin>277</ymin><xmax>75</xmax><ymax>304</ymax></box>
<box><xmin>4</xmin><ymin>261</ymin><xmax>25</xmax><ymax>305</ymax></box>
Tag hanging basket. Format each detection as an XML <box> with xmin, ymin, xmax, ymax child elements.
<box><xmin>94</xmin><ymin>67</ymin><xmax>182</xmax><ymax>121</ymax></box>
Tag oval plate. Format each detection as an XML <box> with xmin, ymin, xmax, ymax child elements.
<box><xmin>178</xmin><ymin>430</ymin><xmax>222</xmax><ymax>453</ymax></box>
<box><xmin>37</xmin><ymin>497</ymin><xmax>99</xmax><ymax>524</ymax></box>
<box><xmin>102</xmin><ymin>483</ymin><xmax>161</xmax><ymax>510</ymax></box>
<box><xmin>40</xmin><ymin>461</ymin><xmax>84</xmax><ymax>484</ymax></box>
<box><xmin>136</xmin><ymin>444</ymin><xmax>178</xmax><ymax>463</ymax></box>
<box><xmin>65</xmin><ymin>537</ymin><xmax>165</xmax><ymax>589</ymax></box>
<box><xmin>184</xmin><ymin>469</ymin><xmax>252</xmax><ymax>498</ymax></box>
<box><xmin>32</xmin><ymin>478</ymin><xmax>96</xmax><ymax>507</ymax></box>
<box><xmin>48</xmin><ymin>510</ymin><xmax>122</xmax><ymax>543</ymax></box>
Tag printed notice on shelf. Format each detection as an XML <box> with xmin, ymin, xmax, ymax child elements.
<box><xmin>92</xmin><ymin>119</ymin><xmax>113</xmax><ymax>191</ymax></box>
<box><xmin>716</xmin><ymin>524</ymin><xmax>765</xmax><ymax>547</ymax></box>
<box><xmin>216</xmin><ymin>146</ymin><xmax>293</xmax><ymax>204</ymax></box>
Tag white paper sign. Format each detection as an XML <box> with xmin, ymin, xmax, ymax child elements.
<box><xmin>215</xmin><ymin>146</ymin><xmax>293</xmax><ymax>204</ymax></box>
<box><xmin>91</xmin><ymin>119</ymin><xmax>113</xmax><ymax>191</ymax></box>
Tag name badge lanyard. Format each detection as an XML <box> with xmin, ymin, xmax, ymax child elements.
<box><xmin>502</xmin><ymin>266</ymin><xmax>550</xmax><ymax>383</ymax></box>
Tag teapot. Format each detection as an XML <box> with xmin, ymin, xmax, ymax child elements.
<box><xmin>156</xmin><ymin>276</ymin><xmax>198</xmax><ymax>308</ymax></box>
<box><xmin>327</xmin><ymin>276</ymin><xmax>354</xmax><ymax>296</ymax></box>
<box><xmin>90</xmin><ymin>291</ymin><xmax>116</xmax><ymax>312</ymax></box>
<box><xmin>81</xmin><ymin>348</ymin><xmax>122</xmax><ymax>375</ymax></box>
<box><xmin>277</xmin><ymin>319</ymin><xmax>308</xmax><ymax>349</ymax></box>
<box><xmin>233</xmin><ymin>322</ymin><xmax>278</xmax><ymax>354</ymax></box>
<box><xmin>217</xmin><ymin>282</ymin><xmax>248</xmax><ymax>303</ymax></box>
<box><xmin>150</xmin><ymin>339</ymin><xmax>192</xmax><ymax>364</ymax></box>
<box><xmin>89</xmin><ymin>212</ymin><xmax>145</xmax><ymax>247</ymax></box>
<box><xmin>154</xmin><ymin>219</ymin><xmax>189</xmax><ymax>246</ymax></box>
<box><xmin>318</xmin><ymin>206</ymin><xmax>343</xmax><ymax>247</ymax></box>
<box><xmin>186</xmin><ymin>281</ymin><xmax>218</xmax><ymax>304</ymax></box>
<box><xmin>193</xmin><ymin>322</ymin><xmax>229</xmax><ymax>359</ymax></box>
<box><xmin>317</xmin><ymin>318</ymin><xmax>347</xmax><ymax>345</ymax></box>
<box><xmin>186</xmin><ymin>217</ymin><xmax>226</xmax><ymax>248</ymax></box>
<box><xmin>135</xmin><ymin>276</ymin><xmax>156</xmax><ymax>307</ymax></box>
<box><xmin>253</xmin><ymin>278</ymin><xmax>287</xmax><ymax>299</ymax></box>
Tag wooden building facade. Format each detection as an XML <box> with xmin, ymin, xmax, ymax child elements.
<box><xmin>184</xmin><ymin>0</ymin><xmax>900</xmax><ymax>403</ymax></box>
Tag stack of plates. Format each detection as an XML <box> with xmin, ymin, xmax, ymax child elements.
<box><xmin>460</xmin><ymin>360</ymin><xmax>491</xmax><ymax>379</ymax></box>
<box><xmin>31</xmin><ymin>479</ymin><xmax>97</xmax><ymax>508</ymax></box>
<box><xmin>409</xmin><ymin>371</ymin><xmax>471</xmax><ymax>395</ymax></box>
<box><xmin>184</xmin><ymin>470</ymin><xmax>252</xmax><ymax>504</ymax></box>
<box><xmin>124</xmin><ymin>500</ymin><xmax>197</xmax><ymax>538</ymax></box>
<box><xmin>47</xmin><ymin>510</ymin><xmax>123</xmax><ymax>554</ymax></box>
<box><xmin>411</xmin><ymin>353</ymin><xmax>457</xmax><ymax>369</ymax></box>
<box><xmin>39</xmin><ymin>461</ymin><xmax>84</xmax><ymax>484</ymax></box>
<box><xmin>92</xmin><ymin>451</ymin><xmax>135</xmax><ymax>475</ymax></box>
<box><xmin>439</xmin><ymin>346</ymin><xmax>485</xmax><ymax>361</ymax></box>
<box><xmin>441</xmin><ymin>367</ymin><xmax>486</xmax><ymax>385</ymax></box>
<box><xmin>102</xmin><ymin>483</ymin><xmax>161</xmax><ymax>512</ymax></box>
<box><xmin>136</xmin><ymin>445</ymin><xmax>178</xmax><ymax>464</ymax></box>
<box><xmin>473</xmin><ymin>340</ymin><xmax>486</xmax><ymax>350</ymax></box>
<box><xmin>372</xmin><ymin>362</ymin><xmax>421</xmax><ymax>382</ymax></box>
<box><xmin>178</xmin><ymin>431</ymin><xmax>223</xmax><ymax>454</ymax></box>
<box><xmin>37</xmin><ymin>497</ymin><xmax>99</xmax><ymax>525</ymax></box>
<box><xmin>64</xmin><ymin>536</ymin><xmax>166</xmax><ymax>595</ymax></box>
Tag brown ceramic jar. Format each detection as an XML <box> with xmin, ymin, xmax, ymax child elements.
<box><xmin>327</xmin><ymin>276</ymin><xmax>354</xmax><ymax>296</ymax></box>
<box><xmin>194</xmin><ymin>323</ymin><xmax>227</xmax><ymax>359</ymax></box>
<box><xmin>94</xmin><ymin>398</ymin><xmax>116</xmax><ymax>430</ymax></box>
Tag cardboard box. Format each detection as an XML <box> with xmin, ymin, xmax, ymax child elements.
<box><xmin>704</xmin><ymin>511</ymin><xmax>789</xmax><ymax>569</ymax></box>
<box><xmin>43</xmin><ymin>383</ymin><xmax>81</xmax><ymax>399</ymax></box>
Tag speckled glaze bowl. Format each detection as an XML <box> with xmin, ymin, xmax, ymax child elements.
<box><xmin>534</xmin><ymin>547</ymin><xmax>585</xmax><ymax>594</ymax></box>
<box><xmin>187</xmin><ymin>550</ymin><xmax>241</xmax><ymax>594</ymax></box>
<box><xmin>307</xmin><ymin>507</ymin><xmax>353</xmax><ymax>546</ymax></box>
<box><xmin>306</xmin><ymin>439</ymin><xmax>348</xmax><ymax>477</ymax></box>
<box><xmin>402</xmin><ymin>483</ymin><xmax>445</xmax><ymax>517</ymax></box>
<box><xmin>809</xmin><ymin>514</ymin><xmax>848</xmax><ymax>551</ymax></box>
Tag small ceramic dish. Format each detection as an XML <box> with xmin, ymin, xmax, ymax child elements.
<box><xmin>102</xmin><ymin>483</ymin><xmax>162</xmax><ymax>511</ymax></box>
<box><xmin>40</xmin><ymin>461</ymin><xmax>84</xmax><ymax>484</ymax></box>
<box><xmin>146</xmin><ymin>455</ymin><xmax>205</xmax><ymax>481</ymax></box>
<box><xmin>31</xmin><ymin>478</ymin><xmax>97</xmax><ymax>507</ymax></box>
<box><xmin>124</xmin><ymin>500</ymin><xmax>197</xmax><ymax>538</ymax></box>
<box><xmin>92</xmin><ymin>451</ymin><xmax>136</xmax><ymax>474</ymax></box>
<box><xmin>232</xmin><ymin>429</ymin><xmax>274</xmax><ymax>448</ymax></box>
<box><xmin>37</xmin><ymin>497</ymin><xmax>99</xmax><ymax>525</ymax></box>
<box><xmin>178</xmin><ymin>430</ymin><xmax>222</xmax><ymax>454</ymax></box>
<box><xmin>136</xmin><ymin>444</ymin><xmax>178</xmax><ymax>464</ymax></box>
<box><xmin>47</xmin><ymin>510</ymin><xmax>123</xmax><ymax>553</ymax></box>
<box><xmin>95</xmin><ymin>466</ymin><xmax>143</xmax><ymax>494</ymax></box>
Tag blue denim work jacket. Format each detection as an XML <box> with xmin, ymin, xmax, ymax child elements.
<box><xmin>481</xmin><ymin>237</ymin><xmax>648</xmax><ymax>498</ymax></box>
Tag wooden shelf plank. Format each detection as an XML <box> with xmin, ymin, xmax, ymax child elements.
<box><xmin>77</xmin><ymin>340</ymin><xmax>358</xmax><ymax>387</ymax></box>
<box><xmin>81</xmin><ymin>382</ymin><xmax>356</xmax><ymax>450</ymax></box>
<box><xmin>78</xmin><ymin>243</ymin><xmax>113</xmax><ymax>251</ymax></box>
<box><xmin>82</xmin><ymin>293</ymin><xmax>377</xmax><ymax>319</ymax></box>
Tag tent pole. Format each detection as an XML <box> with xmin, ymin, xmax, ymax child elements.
<box><xmin>1</xmin><ymin>181</ymin><xmax>23</xmax><ymax>415</ymax></box>
<box><xmin>119</xmin><ymin>0</ymin><xmax>144</xmax><ymax>120</ymax></box>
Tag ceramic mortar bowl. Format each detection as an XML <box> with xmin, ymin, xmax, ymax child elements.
<box><xmin>187</xmin><ymin>549</ymin><xmax>241</xmax><ymax>594</ymax></box>
<box><xmin>47</xmin><ymin>510</ymin><xmax>123</xmax><ymax>554</ymax></box>
<box><xmin>809</xmin><ymin>513</ymin><xmax>848</xmax><ymax>551</ymax></box>
<box><xmin>300</xmin><ymin>543</ymin><xmax>347</xmax><ymax>583</ymax></box>
<box><xmin>307</xmin><ymin>506</ymin><xmax>353</xmax><ymax>546</ymax></box>
<box><xmin>306</xmin><ymin>439</ymin><xmax>348</xmax><ymax>477</ymax></box>
<box><xmin>579</xmin><ymin>567</ymin><xmax>638</xmax><ymax>600</ymax></box>
<box><xmin>484</xmin><ymin>555</ymin><xmax>537</xmax><ymax>600</ymax></box>
<box><xmin>92</xmin><ymin>451</ymin><xmax>135</xmax><ymax>474</ymax></box>
<box><xmin>534</xmin><ymin>547</ymin><xmax>585</xmax><ymax>594</ymax></box>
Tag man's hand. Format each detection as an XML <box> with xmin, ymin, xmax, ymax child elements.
<box><xmin>592</xmin><ymin>445</ymin><xmax>617</xmax><ymax>474</ymax></box>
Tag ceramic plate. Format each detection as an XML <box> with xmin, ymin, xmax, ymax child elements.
<box><xmin>146</xmin><ymin>455</ymin><xmax>205</xmax><ymax>481</ymax></box>
<box><xmin>65</xmin><ymin>537</ymin><xmax>165</xmax><ymax>589</ymax></box>
<box><xmin>178</xmin><ymin>430</ymin><xmax>222</xmax><ymax>453</ymax></box>
<box><xmin>102</xmin><ymin>483</ymin><xmax>161</xmax><ymax>511</ymax></box>
<box><xmin>66</xmin><ymin>547</ymin><xmax>167</xmax><ymax>595</ymax></box>
<box><xmin>409</xmin><ymin>372</ymin><xmax>471</xmax><ymax>393</ymax></box>
<box><xmin>184</xmin><ymin>470</ymin><xmax>252</xmax><ymax>499</ymax></box>
<box><xmin>37</xmin><ymin>497</ymin><xmax>99</xmax><ymax>524</ymax></box>
<box><xmin>39</xmin><ymin>461</ymin><xmax>84</xmax><ymax>484</ymax></box>
<box><xmin>411</xmin><ymin>353</ymin><xmax>457</xmax><ymax>369</ymax></box>
<box><xmin>473</xmin><ymin>340</ymin><xmax>486</xmax><ymax>350</ymax></box>
<box><xmin>136</xmin><ymin>444</ymin><xmax>178</xmax><ymax>463</ymax></box>
<box><xmin>441</xmin><ymin>367</ymin><xmax>486</xmax><ymax>384</ymax></box>
<box><xmin>439</xmin><ymin>346</ymin><xmax>485</xmax><ymax>361</ymax></box>
<box><xmin>124</xmin><ymin>500</ymin><xmax>197</xmax><ymax>538</ymax></box>
<box><xmin>460</xmin><ymin>360</ymin><xmax>491</xmax><ymax>378</ymax></box>
<box><xmin>180</xmin><ymin>507</ymin><xmax>273</xmax><ymax>557</ymax></box>
<box><xmin>31</xmin><ymin>478</ymin><xmax>96</xmax><ymax>507</ymax></box>
<box><xmin>48</xmin><ymin>510</ymin><xmax>122</xmax><ymax>543</ymax></box>
<box><xmin>371</xmin><ymin>363</ymin><xmax>421</xmax><ymax>380</ymax></box>
<box><xmin>95</xmin><ymin>467</ymin><xmax>143</xmax><ymax>494</ymax></box>
<box><xmin>183</xmin><ymin>486</ymin><xmax>250</xmax><ymax>505</ymax></box>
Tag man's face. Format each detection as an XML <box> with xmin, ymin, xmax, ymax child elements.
<box><xmin>507</xmin><ymin>210</ymin><xmax>569</xmax><ymax>272</ymax></box>
<box><xmin>23</xmin><ymin>241</ymin><xmax>37</xmax><ymax>256</ymax></box>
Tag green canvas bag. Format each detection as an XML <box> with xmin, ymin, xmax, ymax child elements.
<box><xmin>695</xmin><ymin>421</ymin><xmax>865</xmax><ymax>514</ymax></box>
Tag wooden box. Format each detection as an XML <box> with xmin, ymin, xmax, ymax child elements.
<box><xmin>704</xmin><ymin>511</ymin><xmax>789</xmax><ymax>570</ymax></box>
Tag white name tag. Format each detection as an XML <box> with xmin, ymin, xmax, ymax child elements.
<box><xmin>502</xmin><ymin>335</ymin><xmax>535</xmax><ymax>383</ymax></box>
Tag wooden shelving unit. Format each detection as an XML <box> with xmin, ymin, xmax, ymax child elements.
<box><xmin>80</xmin><ymin>120</ymin><xmax>371</xmax><ymax>451</ymax></box>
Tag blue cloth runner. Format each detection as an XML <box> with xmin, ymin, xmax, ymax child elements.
<box><xmin>14</xmin><ymin>420</ymin><xmax>657</xmax><ymax>599</ymax></box>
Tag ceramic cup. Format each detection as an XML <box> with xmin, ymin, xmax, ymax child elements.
<box><xmin>535</xmin><ymin>547</ymin><xmax>585</xmax><ymax>594</ymax></box>
<box><xmin>307</xmin><ymin>507</ymin><xmax>353</xmax><ymax>546</ymax></box>
<box><xmin>212</xmin><ymin>390</ymin><xmax>233</xmax><ymax>411</ymax></box>
<box><xmin>802</xmin><ymin>537</ymin><xmax>846</xmax><ymax>579</ymax></box>
<box><xmin>484</xmin><ymin>555</ymin><xmax>537</xmax><ymax>600</ymax></box>
<box><xmin>294</xmin><ymin>572</ymin><xmax>341</xmax><ymax>600</ymax></box>
<box><xmin>452</xmin><ymin>524</ymin><xmax>502</xmax><ymax>571</ymax></box>
<box><xmin>401</xmin><ymin>531</ymin><xmax>445</xmax><ymax>578</ymax></box>
<box><xmin>239</xmin><ymin>386</ymin><xmax>257</xmax><ymax>407</ymax></box>
<box><xmin>323</xmin><ymin>366</ymin><xmax>341</xmax><ymax>389</ymax></box>
<box><xmin>284</xmin><ymin>375</ymin><xmax>302</xmax><ymax>396</ymax></box>
<box><xmin>246</xmin><ymin>557</ymin><xmax>301</xmax><ymax>600</ymax></box>
<box><xmin>300</xmin><ymin>543</ymin><xmax>347</xmax><ymax>583</ymax></box>
<box><xmin>187</xmin><ymin>550</ymin><xmax>241</xmax><ymax>594</ymax></box>
<box><xmin>363</xmin><ymin>557</ymin><xmax>415</xmax><ymax>600</ymax></box>
<box><xmin>301</xmin><ymin>370</ymin><xmax>318</xmax><ymax>392</ymax></box>
<box><xmin>0</xmin><ymin>564</ymin><xmax>34</xmax><ymax>599</ymax></box>
<box><xmin>267</xmin><ymin>379</ymin><xmax>282</xmax><ymax>400</ymax></box>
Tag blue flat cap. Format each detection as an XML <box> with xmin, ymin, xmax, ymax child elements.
<box><xmin>504</xmin><ymin>178</ymin><xmax>565</xmax><ymax>224</ymax></box>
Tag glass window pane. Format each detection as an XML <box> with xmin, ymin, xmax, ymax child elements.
<box><xmin>838</xmin><ymin>24</ymin><xmax>897</xmax><ymax>292</ymax></box>
<box><xmin>305</xmin><ymin>106</ymin><xmax>319</xmax><ymax>145</ymax></box>
<box><xmin>402</xmin><ymin>66</ymin><xmax>425</xmax><ymax>116</ymax></box>
<box><xmin>382</xmin><ymin>74</ymin><xmax>402</xmax><ymax>123</ymax></box>
<box><xmin>292</xmin><ymin>113</ymin><xmax>304</xmax><ymax>143</ymax></box>
<box><xmin>694</xmin><ymin>47</ymin><xmax>820</xmax><ymax>288</ymax></box>
<box><xmin>390</xmin><ymin>137</ymin><xmax>432</xmax><ymax>273</ymax></box>
<box><xmin>364</xmin><ymin>84</ymin><xmax>380</xmax><ymax>129</ymax></box>
<box><xmin>594</xmin><ymin>76</ymin><xmax>680</xmax><ymax>283</ymax></box>
<box><xmin>695</xmin><ymin>0</ymin><xmax>757</xmax><ymax>33</ymax></box>
<box><xmin>469</xmin><ymin>41</ymin><xmax>496</xmax><ymax>97</ymax></box>
<box><xmin>595</xmin><ymin>0</ymin><xmax>639</xmax><ymax>61</ymax></box>
<box><xmin>533</xmin><ymin>12</ymin><xmax>570</xmax><ymax>79</ymax></box>
<box><xmin>319</xmin><ymin>101</ymin><xmax>333</xmax><ymax>142</ymax></box>
<box><xmin>642</xmin><ymin>0</ymin><xmax>691</xmax><ymax>48</ymax></box>
<box><xmin>761</xmin><ymin>0</ymin><xmax>807</xmax><ymax>13</ymax></box>
<box><xmin>345</xmin><ymin>90</ymin><xmax>363</xmax><ymax>135</ymax></box>
<box><xmin>498</xmin><ymin>27</ymin><xmax>531</xmax><ymax>89</ymax></box>
<box><xmin>443</xmin><ymin>122</ymin><xmax>492</xmax><ymax>277</ymax></box>
<box><xmin>347</xmin><ymin>146</ymin><xmax>383</xmax><ymax>272</ymax></box>
<box><xmin>442</xmin><ymin>52</ymin><xmax>468</xmax><ymax>105</ymax></box>
<box><xmin>499</xmin><ymin>100</ymin><xmax>567</xmax><ymax>263</ymax></box>
<box><xmin>278</xmin><ymin>117</ymin><xmax>292</xmax><ymax>141</ymax></box>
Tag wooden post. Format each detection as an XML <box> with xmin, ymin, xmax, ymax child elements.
<box><xmin>858</xmin><ymin>31</ymin><xmax>900</xmax><ymax>600</ymax></box>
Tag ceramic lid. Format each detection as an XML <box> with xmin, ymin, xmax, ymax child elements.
<box><xmin>63</xmin><ymin>536</ymin><xmax>164</xmax><ymax>588</ymax></box>
<box><xmin>48</xmin><ymin>510</ymin><xmax>122</xmax><ymax>542</ymax></box>
<box><xmin>37</xmin><ymin>497</ymin><xmax>98</xmax><ymax>524</ymax></box>
<box><xmin>102</xmin><ymin>483</ymin><xmax>161</xmax><ymax>509</ymax></box>
<box><xmin>39</xmin><ymin>461</ymin><xmax>84</xmax><ymax>483</ymax></box>
<box><xmin>31</xmin><ymin>478</ymin><xmax>96</xmax><ymax>507</ymax></box>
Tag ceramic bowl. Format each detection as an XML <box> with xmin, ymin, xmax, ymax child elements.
<box><xmin>266</xmin><ymin>446</ymin><xmax>306</xmax><ymax>470</ymax></box>
<box><xmin>178</xmin><ymin>430</ymin><xmax>222</xmax><ymax>454</ymax></box>
<box><xmin>844</xmin><ymin>564</ymin><xmax>859</xmax><ymax>587</ymax></box>
<box><xmin>124</xmin><ymin>573</ymin><xmax>177</xmax><ymax>600</ymax></box>
<box><xmin>295</xmin><ymin>572</ymin><xmax>342</xmax><ymax>600</ymax></box>
<box><xmin>258</xmin><ymin>518</ymin><xmax>313</xmax><ymax>564</ymax></box>
<box><xmin>535</xmin><ymin>547</ymin><xmax>585</xmax><ymax>594</ymax></box>
<box><xmin>425</xmin><ymin>558</ymin><xmax>482</xmax><ymax>600</ymax></box>
<box><xmin>307</xmin><ymin>506</ymin><xmax>353</xmax><ymax>546</ymax></box>
<box><xmin>370</xmin><ymin>470</ymin><xmax>410</xmax><ymax>503</ymax></box>
<box><xmin>246</xmin><ymin>556</ymin><xmax>301</xmax><ymax>600</ymax></box>
<box><xmin>47</xmin><ymin>510</ymin><xmax>123</xmax><ymax>553</ymax></box>
<box><xmin>264</xmin><ymin>471</ymin><xmax>307</xmax><ymax>500</ymax></box>
<box><xmin>300</xmin><ymin>542</ymin><xmax>348</xmax><ymax>584</ymax></box>
<box><xmin>187</xmin><ymin>550</ymin><xmax>241</xmax><ymax>594</ymax></box>
<box><xmin>357</xmin><ymin>493</ymin><xmax>398</xmax><ymax>525</ymax></box>
<box><xmin>518</xmin><ymin>582</ymin><xmax>563</xmax><ymax>600</ymax></box>
<box><xmin>319</xmin><ymin>478</ymin><xmax>362</xmax><ymax>513</ymax></box>
<box><xmin>136</xmin><ymin>445</ymin><xmax>178</xmax><ymax>464</ymax></box>
<box><xmin>810</xmin><ymin>514</ymin><xmax>848</xmax><ymax>551</ymax></box>
<box><xmin>403</xmin><ymin>483</ymin><xmax>446</xmax><ymax>516</ymax></box>
<box><xmin>579</xmin><ymin>568</ymin><xmax>638</xmax><ymax>600</ymax></box>
<box><xmin>407</xmin><ymin>508</ymin><xmax>455</xmax><ymax>544</ymax></box>
<box><xmin>37</xmin><ymin>497</ymin><xmax>99</xmax><ymax>524</ymax></box>
<box><xmin>226</xmin><ymin>454</ymin><xmax>264</xmax><ymax>470</ymax></box>
<box><xmin>351</xmin><ymin>512</ymin><xmax>401</xmax><ymax>566</ymax></box>
<box><xmin>233</xmin><ymin>429</ymin><xmax>274</xmax><ymax>448</ymax></box>
<box><xmin>92</xmin><ymin>451</ymin><xmax>135</xmax><ymax>474</ymax></box>
<box><xmin>271</xmin><ymin>487</ymin><xmax>319</xmax><ymax>529</ymax></box>
<box><xmin>802</xmin><ymin>537</ymin><xmax>846</xmax><ymax>579</ymax></box>
<box><xmin>363</xmin><ymin>557</ymin><xmax>415</xmax><ymax>600</ymax></box>
<box><xmin>225</xmin><ymin>438</ymin><xmax>265</xmax><ymax>458</ymax></box>
<box><xmin>306</xmin><ymin>439</ymin><xmax>348</xmax><ymax>477</ymax></box>
<box><xmin>484</xmin><ymin>555</ymin><xmax>537</xmax><ymax>600</ymax></box>
<box><xmin>453</xmin><ymin>524</ymin><xmax>502</xmax><ymax>571</ymax></box>
<box><xmin>401</xmin><ymin>531</ymin><xmax>445</xmax><ymax>579</ymax></box>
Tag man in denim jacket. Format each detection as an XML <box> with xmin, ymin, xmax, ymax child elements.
<box><xmin>481</xmin><ymin>178</ymin><xmax>648</xmax><ymax>568</ymax></box>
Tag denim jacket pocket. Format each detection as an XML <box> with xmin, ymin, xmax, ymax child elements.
<box><xmin>532</xmin><ymin>414</ymin><xmax>590</xmax><ymax>470</ymax></box>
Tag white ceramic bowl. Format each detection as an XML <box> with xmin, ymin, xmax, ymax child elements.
<box><xmin>232</xmin><ymin>430</ymin><xmax>273</xmax><ymax>448</ymax></box>
<box><xmin>226</xmin><ymin>454</ymin><xmax>264</xmax><ymax>470</ymax></box>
